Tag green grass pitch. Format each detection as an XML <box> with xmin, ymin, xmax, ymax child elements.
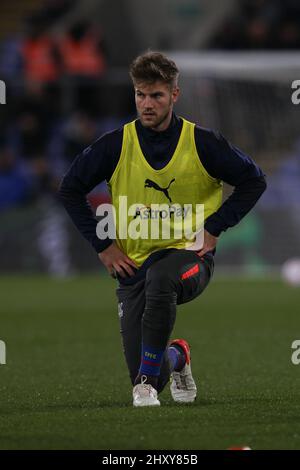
<box><xmin>0</xmin><ymin>274</ymin><xmax>300</xmax><ymax>450</ymax></box>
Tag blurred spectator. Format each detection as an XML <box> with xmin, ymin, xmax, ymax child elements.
<box><xmin>16</xmin><ymin>86</ymin><xmax>49</xmax><ymax>160</ymax></box>
<box><xmin>58</xmin><ymin>22</ymin><xmax>106</xmax><ymax>114</ymax></box>
<box><xmin>22</xmin><ymin>18</ymin><xmax>60</xmax><ymax>84</ymax></box>
<box><xmin>260</xmin><ymin>139</ymin><xmax>300</xmax><ymax>208</ymax></box>
<box><xmin>14</xmin><ymin>85</ymin><xmax>62</xmax><ymax>197</ymax></box>
<box><xmin>59</xmin><ymin>22</ymin><xmax>106</xmax><ymax>77</ymax></box>
<box><xmin>0</xmin><ymin>34</ymin><xmax>23</xmax><ymax>82</ymax></box>
<box><xmin>63</xmin><ymin>111</ymin><xmax>99</xmax><ymax>162</ymax></box>
<box><xmin>0</xmin><ymin>144</ymin><xmax>30</xmax><ymax>211</ymax></box>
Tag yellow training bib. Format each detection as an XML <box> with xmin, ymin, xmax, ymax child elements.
<box><xmin>107</xmin><ymin>118</ymin><xmax>222</xmax><ymax>266</ymax></box>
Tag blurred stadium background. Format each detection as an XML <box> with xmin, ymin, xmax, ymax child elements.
<box><xmin>0</xmin><ymin>0</ymin><xmax>299</xmax><ymax>276</ymax></box>
<box><xmin>1</xmin><ymin>0</ymin><xmax>300</xmax><ymax>450</ymax></box>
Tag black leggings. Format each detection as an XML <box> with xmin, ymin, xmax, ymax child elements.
<box><xmin>116</xmin><ymin>249</ymin><xmax>214</xmax><ymax>394</ymax></box>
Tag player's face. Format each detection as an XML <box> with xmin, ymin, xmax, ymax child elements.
<box><xmin>134</xmin><ymin>81</ymin><xmax>179</xmax><ymax>131</ymax></box>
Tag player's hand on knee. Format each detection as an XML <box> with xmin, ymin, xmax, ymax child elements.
<box><xmin>196</xmin><ymin>229</ymin><xmax>218</xmax><ymax>257</ymax></box>
<box><xmin>98</xmin><ymin>242</ymin><xmax>138</xmax><ymax>278</ymax></box>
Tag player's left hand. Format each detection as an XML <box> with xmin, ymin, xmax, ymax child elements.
<box><xmin>196</xmin><ymin>229</ymin><xmax>218</xmax><ymax>257</ymax></box>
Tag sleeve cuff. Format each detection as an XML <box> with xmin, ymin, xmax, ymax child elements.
<box><xmin>92</xmin><ymin>237</ymin><xmax>113</xmax><ymax>254</ymax></box>
<box><xmin>204</xmin><ymin>219</ymin><xmax>224</xmax><ymax>237</ymax></box>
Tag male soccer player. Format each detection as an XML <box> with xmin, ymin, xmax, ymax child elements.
<box><xmin>59</xmin><ymin>51</ymin><xmax>266</xmax><ymax>407</ymax></box>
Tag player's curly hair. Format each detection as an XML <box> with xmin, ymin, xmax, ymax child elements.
<box><xmin>129</xmin><ymin>51</ymin><xmax>179</xmax><ymax>88</ymax></box>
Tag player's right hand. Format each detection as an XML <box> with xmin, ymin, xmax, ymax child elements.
<box><xmin>98</xmin><ymin>242</ymin><xmax>138</xmax><ymax>278</ymax></box>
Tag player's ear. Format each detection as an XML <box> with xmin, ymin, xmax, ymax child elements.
<box><xmin>172</xmin><ymin>86</ymin><xmax>180</xmax><ymax>103</ymax></box>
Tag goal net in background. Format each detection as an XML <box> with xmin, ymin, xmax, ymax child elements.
<box><xmin>171</xmin><ymin>52</ymin><xmax>300</xmax><ymax>274</ymax></box>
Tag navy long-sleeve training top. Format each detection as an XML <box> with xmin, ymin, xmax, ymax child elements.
<box><xmin>59</xmin><ymin>113</ymin><xmax>266</xmax><ymax>281</ymax></box>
